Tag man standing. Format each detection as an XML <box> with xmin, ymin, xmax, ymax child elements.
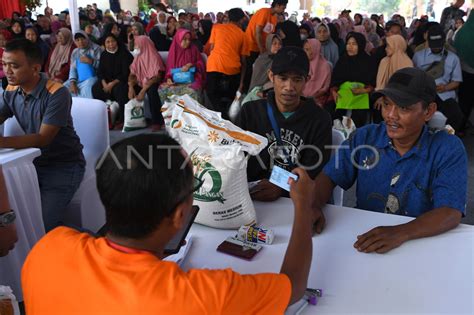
<box><xmin>243</xmin><ymin>0</ymin><xmax>287</xmax><ymax>91</ymax></box>
<box><xmin>0</xmin><ymin>39</ymin><xmax>85</xmax><ymax>231</ymax></box>
<box><xmin>440</xmin><ymin>0</ymin><xmax>465</xmax><ymax>34</ymax></box>
<box><xmin>236</xmin><ymin>47</ymin><xmax>332</xmax><ymax>202</ymax></box>
<box><xmin>413</xmin><ymin>24</ymin><xmax>464</xmax><ymax>132</ymax></box>
<box><xmin>311</xmin><ymin>67</ymin><xmax>467</xmax><ymax>249</ymax></box>
<box><xmin>206</xmin><ymin>8</ymin><xmax>249</xmax><ymax>117</ymax></box>
<box><xmin>22</xmin><ymin>134</ymin><xmax>319</xmax><ymax>314</ymax></box>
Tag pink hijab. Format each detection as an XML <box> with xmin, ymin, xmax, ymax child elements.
<box><xmin>130</xmin><ymin>35</ymin><xmax>165</xmax><ymax>87</ymax></box>
<box><xmin>353</xmin><ymin>25</ymin><xmax>374</xmax><ymax>54</ymax></box>
<box><xmin>166</xmin><ymin>28</ymin><xmax>205</xmax><ymax>90</ymax></box>
<box><xmin>303</xmin><ymin>39</ymin><xmax>332</xmax><ymax>106</ymax></box>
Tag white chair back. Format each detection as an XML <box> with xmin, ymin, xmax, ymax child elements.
<box><xmin>331</xmin><ymin>129</ymin><xmax>346</xmax><ymax>206</ymax></box>
<box><xmin>3</xmin><ymin>116</ymin><xmax>25</xmax><ymax>137</ymax></box>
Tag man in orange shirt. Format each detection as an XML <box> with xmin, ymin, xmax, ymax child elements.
<box><xmin>22</xmin><ymin>133</ymin><xmax>320</xmax><ymax>314</ymax></box>
<box><xmin>244</xmin><ymin>0</ymin><xmax>287</xmax><ymax>91</ymax></box>
<box><xmin>206</xmin><ymin>8</ymin><xmax>249</xmax><ymax>118</ymax></box>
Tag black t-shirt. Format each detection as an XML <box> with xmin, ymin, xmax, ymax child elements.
<box><xmin>236</xmin><ymin>91</ymin><xmax>332</xmax><ymax>181</ymax></box>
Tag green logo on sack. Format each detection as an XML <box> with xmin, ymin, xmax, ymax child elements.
<box><xmin>191</xmin><ymin>153</ymin><xmax>225</xmax><ymax>203</ymax></box>
<box><xmin>131</xmin><ymin>106</ymin><xmax>144</xmax><ymax>120</ymax></box>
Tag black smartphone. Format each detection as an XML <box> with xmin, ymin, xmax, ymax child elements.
<box><xmin>164</xmin><ymin>205</ymin><xmax>199</xmax><ymax>255</ymax></box>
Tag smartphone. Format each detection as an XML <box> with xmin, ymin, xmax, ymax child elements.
<box><xmin>164</xmin><ymin>205</ymin><xmax>199</xmax><ymax>255</ymax></box>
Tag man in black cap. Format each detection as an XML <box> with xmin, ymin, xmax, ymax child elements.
<box><xmin>413</xmin><ymin>24</ymin><xmax>464</xmax><ymax>132</ymax></box>
<box><xmin>236</xmin><ymin>46</ymin><xmax>332</xmax><ymax>202</ymax></box>
<box><xmin>310</xmin><ymin>67</ymin><xmax>467</xmax><ymax>251</ymax></box>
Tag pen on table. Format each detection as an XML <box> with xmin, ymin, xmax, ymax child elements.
<box><xmin>294</xmin><ymin>300</ymin><xmax>309</xmax><ymax>315</ymax></box>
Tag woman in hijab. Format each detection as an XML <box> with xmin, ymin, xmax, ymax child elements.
<box><xmin>145</xmin><ymin>11</ymin><xmax>158</xmax><ymax>34</ymax></box>
<box><xmin>454</xmin><ymin>12</ymin><xmax>474</xmax><ymax>133</ymax></box>
<box><xmin>167</xmin><ymin>16</ymin><xmax>178</xmax><ymax>38</ymax></box>
<box><xmin>197</xmin><ymin>19</ymin><xmax>213</xmax><ymax>55</ymax></box>
<box><xmin>353</xmin><ymin>25</ymin><xmax>375</xmax><ymax>54</ymax></box>
<box><xmin>158</xmin><ymin>29</ymin><xmax>206</xmax><ymax>103</ymax></box>
<box><xmin>10</xmin><ymin>19</ymin><xmax>25</xmax><ymax>39</ymax></box>
<box><xmin>49</xmin><ymin>20</ymin><xmax>62</xmax><ymax>46</ymax></box>
<box><xmin>316</xmin><ymin>23</ymin><xmax>339</xmax><ymax>68</ymax></box>
<box><xmin>328</xmin><ymin>23</ymin><xmax>345</xmax><ymax>56</ymax></box>
<box><xmin>25</xmin><ymin>26</ymin><xmax>50</xmax><ymax>69</ymax></box>
<box><xmin>376</xmin><ymin>34</ymin><xmax>413</xmax><ymax>90</ymax></box>
<box><xmin>156</xmin><ymin>11</ymin><xmax>168</xmax><ymax>35</ymax></box>
<box><xmin>128</xmin><ymin>22</ymin><xmax>145</xmax><ymax>51</ymax></box>
<box><xmin>242</xmin><ymin>34</ymin><xmax>282</xmax><ymax>105</ymax></box>
<box><xmin>45</xmin><ymin>28</ymin><xmax>75</xmax><ymax>83</ymax></box>
<box><xmin>363</xmin><ymin>18</ymin><xmax>381</xmax><ymax>49</ymax></box>
<box><xmin>64</xmin><ymin>31</ymin><xmax>102</xmax><ymax>99</ymax></box>
<box><xmin>276</xmin><ymin>21</ymin><xmax>302</xmax><ymax>48</ymax></box>
<box><xmin>330</xmin><ymin>32</ymin><xmax>377</xmax><ymax>127</ymax></box>
<box><xmin>92</xmin><ymin>34</ymin><xmax>133</xmax><ymax>127</ymax></box>
<box><xmin>303</xmin><ymin>39</ymin><xmax>332</xmax><ymax>107</ymax></box>
<box><xmin>128</xmin><ymin>35</ymin><xmax>166</xmax><ymax>131</ymax></box>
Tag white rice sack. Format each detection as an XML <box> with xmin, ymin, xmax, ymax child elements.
<box><xmin>163</xmin><ymin>95</ymin><xmax>268</xmax><ymax>229</ymax></box>
<box><xmin>123</xmin><ymin>99</ymin><xmax>146</xmax><ymax>132</ymax></box>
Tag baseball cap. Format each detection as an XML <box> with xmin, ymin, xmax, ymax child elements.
<box><xmin>427</xmin><ymin>24</ymin><xmax>445</xmax><ymax>49</ymax></box>
<box><xmin>271</xmin><ymin>46</ymin><xmax>309</xmax><ymax>77</ymax></box>
<box><xmin>372</xmin><ymin>68</ymin><xmax>437</xmax><ymax>108</ymax></box>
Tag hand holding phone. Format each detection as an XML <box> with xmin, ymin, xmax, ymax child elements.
<box><xmin>164</xmin><ymin>205</ymin><xmax>199</xmax><ymax>255</ymax></box>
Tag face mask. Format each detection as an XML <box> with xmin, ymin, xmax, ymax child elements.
<box><xmin>131</xmin><ymin>48</ymin><xmax>140</xmax><ymax>57</ymax></box>
<box><xmin>106</xmin><ymin>48</ymin><xmax>118</xmax><ymax>54</ymax></box>
<box><xmin>300</xmin><ymin>34</ymin><xmax>308</xmax><ymax>41</ymax></box>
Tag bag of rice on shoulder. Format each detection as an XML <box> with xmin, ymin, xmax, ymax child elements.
<box><xmin>163</xmin><ymin>94</ymin><xmax>268</xmax><ymax>229</ymax></box>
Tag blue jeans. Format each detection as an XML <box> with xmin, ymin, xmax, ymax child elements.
<box><xmin>36</xmin><ymin>163</ymin><xmax>85</xmax><ymax>232</ymax></box>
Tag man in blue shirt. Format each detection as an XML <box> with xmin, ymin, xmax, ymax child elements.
<box><xmin>0</xmin><ymin>39</ymin><xmax>85</xmax><ymax>231</ymax></box>
<box><xmin>312</xmin><ymin>67</ymin><xmax>467</xmax><ymax>254</ymax></box>
<box><xmin>412</xmin><ymin>24</ymin><xmax>464</xmax><ymax>132</ymax></box>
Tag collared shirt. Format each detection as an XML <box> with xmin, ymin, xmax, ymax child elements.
<box><xmin>323</xmin><ymin>123</ymin><xmax>467</xmax><ymax>217</ymax></box>
<box><xmin>412</xmin><ymin>48</ymin><xmax>463</xmax><ymax>101</ymax></box>
<box><xmin>0</xmin><ymin>74</ymin><xmax>85</xmax><ymax>167</ymax></box>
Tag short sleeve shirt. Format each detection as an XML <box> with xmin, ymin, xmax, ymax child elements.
<box><xmin>0</xmin><ymin>74</ymin><xmax>85</xmax><ymax>167</ymax></box>
<box><xmin>207</xmin><ymin>23</ymin><xmax>249</xmax><ymax>75</ymax></box>
<box><xmin>323</xmin><ymin>123</ymin><xmax>467</xmax><ymax>217</ymax></box>
<box><xmin>412</xmin><ymin>48</ymin><xmax>463</xmax><ymax>101</ymax></box>
<box><xmin>245</xmin><ymin>8</ymin><xmax>277</xmax><ymax>53</ymax></box>
<box><xmin>22</xmin><ymin>227</ymin><xmax>291</xmax><ymax>315</ymax></box>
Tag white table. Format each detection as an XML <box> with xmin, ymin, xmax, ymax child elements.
<box><xmin>0</xmin><ymin>148</ymin><xmax>44</xmax><ymax>302</ymax></box>
<box><xmin>183</xmin><ymin>198</ymin><xmax>474</xmax><ymax>314</ymax></box>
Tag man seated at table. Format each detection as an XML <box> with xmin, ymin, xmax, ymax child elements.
<box><xmin>311</xmin><ymin>67</ymin><xmax>467</xmax><ymax>252</ymax></box>
<box><xmin>0</xmin><ymin>166</ymin><xmax>17</xmax><ymax>257</ymax></box>
<box><xmin>236</xmin><ymin>46</ymin><xmax>332</xmax><ymax>202</ymax></box>
<box><xmin>22</xmin><ymin>133</ymin><xmax>319</xmax><ymax>314</ymax></box>
<box><xmin>0</xmin><ymin>39</ymin><xmax>85</xmax><ymax>232</ymax></box>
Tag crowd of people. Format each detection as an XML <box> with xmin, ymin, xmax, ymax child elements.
<box><xmin>0</xmin><ymin>0</ymin><xmax>472</xmax><ymax>133</ymax></box>
<box><xmin>0</xmin><ymin>0</ymin><xmax>472</xmax><ymax>313</ymax></box>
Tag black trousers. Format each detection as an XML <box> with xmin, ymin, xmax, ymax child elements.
<box><xmin>243</xmin><ymin>51</ymin><xmax>259</xmax><ymax>93</ymax></box>
<box><xmin>459</xmin><ymin>70</ymin><xmax>474</xmax><ymax>130</ymax></box>
<box><xmin>92</xmin><ymin>80</ymin><xmax>129</xmax><ymax>121</ymax></box>
<box><xmin>132</xmin><ymin>83</ymin><xmax>163</xmax><ymax>125</ymax></box>
<box><xmin>436</xmin><ymin>96</ymin><xmax>465</xmax><ymax>132</ymax></box>
<box><xmin>206</xmin><ymin>72</ymin><xmax>241</xmax><ymax>119</ymax></box>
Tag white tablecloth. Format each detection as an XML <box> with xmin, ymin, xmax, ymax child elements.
<box><xmin>183</xmin><ymin>198</ymin><xmax>474</xmax><ymax>314</ymax></box>
<box><xmin>0</xmin><ymin>148</ymin><xmax>44</xmax><ymax>301</ymax></box>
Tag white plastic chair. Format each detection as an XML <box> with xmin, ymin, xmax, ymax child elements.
<box><xmin>64</xmin><ymin>97</ymin><xmax>109</xmax><ymax>231</ymax></box>
<box><xmin>3</xmin><ymin>116</ymin><xmax>24</xmax><ymax>136</ymax></box>
<box><xmin>331</xmin><ymin>129</ymin><xmax>346</xmax><ymax>206</ymax></box>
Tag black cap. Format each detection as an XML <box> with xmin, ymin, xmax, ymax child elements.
<box><xmin>372</xmin><ymin>68</ymin><xmax>437</xmax><ymax>108</ymax></box>
<box><xmin>427</xmin><ymin>24</ymin><xmax>445</xmax><ymax>49</ymax></box>
<box><xmin>342</xmin><ymin>9</ymin><xmax>352</xmax><ymax>13</ymax></box>
<box><xmin>271</xmin><ymin>46</ymin><xmax>309</xmax><ymax>77</ymax></box>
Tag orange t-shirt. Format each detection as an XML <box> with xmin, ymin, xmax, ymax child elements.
<box><xmin>245</xmin><ymin>8</ymin><xmax>278</xmax><ymax>53</ymax></box>
<box><xmin>22</xmin><ymin>227</ymin><xmax>291</xmax><ymax>315</ymax></box>
<box><xmin>207</xmin><ymin>23</ymin><xmax>249</xmax><ymax>75</ymax></box>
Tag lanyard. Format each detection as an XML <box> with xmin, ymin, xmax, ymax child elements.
<box><xmin>266</xmin><ymin>102</ymin><xmax>295</xmax><ymax>169</ymax></box>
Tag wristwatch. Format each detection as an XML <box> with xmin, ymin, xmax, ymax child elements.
<box><xmin>0</xmin><ymin>210</ymin><xmax>16</xmax><ymax>227</ymax></box>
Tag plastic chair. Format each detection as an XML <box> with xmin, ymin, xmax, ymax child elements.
<box><xmin>64</xmin><ymin>97</ymin><xmax>109</xmax><ymax>231</ymax></box>
<box><xmin>331</xmin><ymin>129</ymin><xmax>346</xmax><ymax>206</ymax></box>
<box><xmin>3</xmin><ymin>116</ymin><xmax>24</xmax><ymax>137</ymax></box>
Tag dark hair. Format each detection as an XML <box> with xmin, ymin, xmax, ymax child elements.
<box><xmin>385</xmin><ymin>20</ymin><xmax>401</xmax><ymax>32</ymax></box>
<box><xmin>345</xmin><ymin>32</ymin><xmax>367</xmax><ymax>56</ymax></box>
<box><xmin>74</xmin><ymin>32</ymin><xmax>87</xmax><ymax>40</ymax></box>
<box><xmin>96</xmin><ymin>134</ymin><xmax>194</xmax><ymax>239</ymax></box>
<box><xmin>4</xmin><ymin>38</ymin><xmax>42</xmax><ymax>65</ymax></box>
<box><xmin>178</xmin><ymin>12</ymin><xmax>186</xmax><ymax>19</ymax></box>
<box><xmin>228</xmin><ymin>8</ymin><xmax>246</xmax><ymax>22</ymax></box>
<box><xmin>271</xmin><ymin>0</ymin><xmax>288</xmax><ymax>7</ymax></box>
